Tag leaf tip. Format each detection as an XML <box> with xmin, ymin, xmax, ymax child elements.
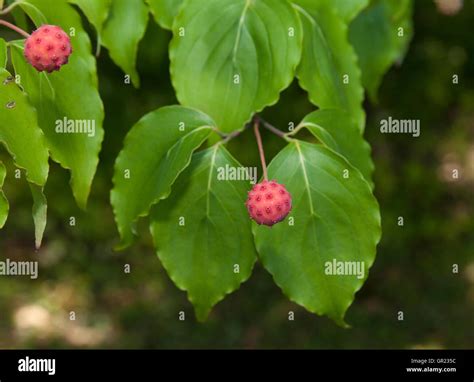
<box><xmin>114</xmin><ymin>238</ymin><xmax>133</xmax><ymax>252</ymax></box>
<box><xmin>195</xmin><ymin>306</ymin><xmax>212</xmax><ymax>323</ymax></box>
<box><xmin>34</xmin><ymin>233</ymin><xmax>43</xmax><ymax>250</ymax></box>
<box><xmin>72</xmin><ymin>188</ymin><xmax>89</xmax><ymax>211</ymax></box>
<box><xmin>335</xmin><ymin>318</ymin><xmax>351</xmax><ymax>329</ymax></box>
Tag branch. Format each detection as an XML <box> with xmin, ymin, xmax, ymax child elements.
<box><xmin>221</xmin><ymin>129</ymin><xmax>242</xmax><ymax>144</ymax></box>
<box><xmin>285</xmin><ymin>122</ymin><xmax>306</xmax><ymax>137</ymax></box>
<box><xmin>259</xmin><ymin>118</ymin><xmax>287</xmax><ymax>138</ymax></box>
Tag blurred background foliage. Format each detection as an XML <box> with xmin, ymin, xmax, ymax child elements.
<box><xmin>0</xmin><ymin>0</ymin><xmax>473</xmax><ymax>348</ymax></box>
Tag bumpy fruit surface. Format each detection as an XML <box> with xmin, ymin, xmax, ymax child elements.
<box><xmin>246</xmin><ymin>180</ymin><xmax>292</xmax><ymax>226</ymax></box>
<box><xmin>24</xmin><ymin>25</ymin><xmax>72</xmax><ymax>73</ymax></box>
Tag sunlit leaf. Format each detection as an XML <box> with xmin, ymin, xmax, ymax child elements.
<box><xmin>150</xmin><ymin>145</ymin><xmax>257</xmax><ymax>321</ymax></box>
<box><xmin>349</xmin><ymin>0</ymin><xmax>413</xmax><ymax>100</ymax></box>
<box><xmin>0</xmin><ymin>161</ymin><xmax>9</xmax><ymax>229</ymax></box>
<box><xmin>12</xmin><ymin>0</ymin><xmax>105</xmax><ymax>209</ymax></box>
<box><xmin>0</xmin><ymin>38</ymin><xmax>7</xmax><ymax>67</ymax></box>
<box><xmin>112</xmin><ymin>106</ymin><xmax>215</xmax><ymax>248</ymax></box>
<box><xmin>102</xmin><ymin>0</ymin><xmax>149</xmax><ymax>87</ymax></box>
<box><xmin>294</xmin><ymin>1</ymin><xmax>365</xmax><ymax>130</ymax></box>
<box><xmin>254</xmin><ymin>140</ymin><xmax>380</xmax><ymax>326</ymax></box>
<box><xmin>318</xmin><ymin>0</ymin><xmax>369</xmax><ymax>23</ymax></box>
<box><xmin>29</xmin><ymin>183</ymin><xmax>47</xmax><ymax>249</ymax></box>
<box><xmin>69</xmin><ymin>0</ymin><xmax>112</xmax><ymax>33</ymax></box>
<box><xmin>0</xmin><ymin>68</ymin><xmax>49</xmax><ymax>186</ymax></box>
<box><xmin>147</xmin><ymin>0</ymin><xmax>183</xmax><ymax>29</ymax></box>
<box><xmin>298</xmin><ymin>109</ymin><xmax>374</xmax><ymax>185</ymax></box>
<box><xmin>170</xmin><ymin>0</ymin><xmax>302</xmax><ymax>132</ymax></box>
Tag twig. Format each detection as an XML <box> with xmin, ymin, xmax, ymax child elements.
<box><xmin>286</xmin><ymin>122</ymin><xmax>306</xmax><ymax>137</ymax></box>
<box><xmin>260</xmin><ymin>118</ymin><xmax>286</xmax><ymax>138</ymax></box>
<box><xmin>222</xmin><ymin>129</ymin><xmax>242</xmax><ymax>144</ymax></box>
<box><xmin>211</xmin><ymin>126</ymin><xmax>226</xmax><ymax>139</ymax></box>
<box><xmin>218</xmin><ymin>120</ymin><xmax>253</xmax><ymax>143</ymax></box>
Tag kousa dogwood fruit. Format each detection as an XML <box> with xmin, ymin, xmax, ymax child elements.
<box><xmin>24</xmin><ymin>25</ymin><xmax>72</xmax><ymax>73</ymax></box>
<box><xmin>246</xmin><ymin>180</ymin><xmax>292</xmax><ymax>226</ymax></box>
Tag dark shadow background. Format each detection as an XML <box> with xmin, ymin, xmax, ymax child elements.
<box><xmin>0</xmin><ymin>1</ymin><xmax>473</xmax><ymax>348</ymax></box>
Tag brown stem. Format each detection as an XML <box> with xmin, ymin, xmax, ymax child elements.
<box><xmin>260</xmin><ymin>118</ymin><xmax>286</xmax><ymax>138</ymax></box>
<box><xmin>222</xmin><ymin>129</ymin><xmax>242</xmax><ymax>144</ymax></box>
<box><xmin>0</xmin><ymin>19</ymin><xmax>30</xmax><ymax>38</ymax></box>
<box><xmin>253</xmin><ymin>117</ymin><xmax>268</xmax><ymax>181</ymax></box>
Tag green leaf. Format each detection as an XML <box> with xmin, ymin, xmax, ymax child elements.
<box><xmin>170</xmin><ymin>0</ymin><xmax>302</xmax><ymax>133</ymax></box>
<box><xmin>0</xmin><ymin>38</ymin><xmax>7</xmax><ymax>68</ymax></box>
<box><xmin>9</xmin><ymin>3</ymin><xmax>31</xmax><ymax>31</ymax></box>
<box><xmin>29</xmin><ymin>183</ymin><xmax>47</xmax><ymax>249</ymax></box>
<box><xmin>150</xmin><ymin>144</ymin><xmax>257</xmax><ymax>321</ymax></box>
<box><xmin>319</xmin><ymin>0</ymin><xmax>369</xmax><ymax>23</ymax></box>
<box><xmin>102</xmin><ymin>0</ymin><xmax>149</xmax><ymax>88</ymax></box>
<box><xmin>147</xmin><ymin>0</ymin><xmax>183</xmax><ymax>29</ymax></box>
<box><xmin>112</xmin><ymin>106</ymin><xmax>215</xmax><ymax>249</ymax></box>
<box><xmin>0</xmin><ymin>69</ymin><xmax>49</xmax><ymax>186</ymax></box>
<box><xmin>298</xmin><ymin>109</ymin><xmax>374</xmax><ymax>185</ymax></box>
<box><xmin>253</xmin><ymin>140</ymin><xmax>380</xmax><ymax>326</ymax></box>
<box><xmin>0</xmin><ymin>67</ymin><xmax>50</xmax><ymax>241</ymax></box>
<box><xmin>68</xmin><ymin>0</ymin><xmax>112</xmax><ymax>38</ymax></box>
<box><xmin>293</xmin><ymin>1</ymin><xmax>365</xmax><ymax>131</ymax></box>
<box><xmin>12</xmin><ymin>0</ymin><xmax>105</xmax><ymax>209</ymax></box>
<box><xmin>349</xmin><ymin>0</ymin><xmax>413</xmax><ymax>101</ymax></box>
<box><xmin>17</xmin><ymin>1</ymin><xmax>48</xmax><ymax>25</ymax></box>
<box><xmin>0</xmin><ymin>161</ymin><xmax>9</xmax><ymax>229</ymax></box>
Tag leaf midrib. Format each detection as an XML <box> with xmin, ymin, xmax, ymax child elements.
<box><xmin>294</xmin><ymin>140</ymin><xmax>315</xmax><ymax>215</ymax></box>
<box><xmin>206</xmin><ymin>144</ymin><xmax>220</xmax><ymax>217</ymax></box>
<box><xmin>232</xmin><ymin>0</ymin><xmax>252</xmax><ymax>65</ymax></box>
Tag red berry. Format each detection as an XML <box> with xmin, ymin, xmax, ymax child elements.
<box><xmin>24</xmin><ymin>25</ymin><xmax>72</xmax><ymax>73</ymax></box>
<box><xmin>245</xmin><ymin>180</ymin><xmax>292</xmax><ymax>226</ymax></box>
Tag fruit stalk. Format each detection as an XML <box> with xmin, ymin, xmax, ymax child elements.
<box><xmin>0</xmin><ymin>19</ymin><xmax>30</xmax><ymax>38</ymax></box>
<box><xmin>253</xmin><ymin>117</ymin><xmax>268</xmax><ymax>181</ymax></box>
